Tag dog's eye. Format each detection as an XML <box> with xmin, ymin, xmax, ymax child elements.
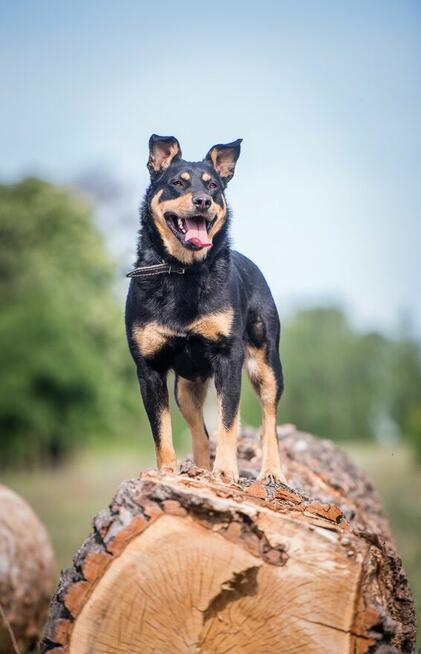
<box><xmin>208</xmin><ymin>182</ymin><xmax>218</xmax><ymax>191</ymax></box>
<box><xmin>171</xmin><ymin>179</ymin><xmax>183</xmax><ymax>187</ymax></box>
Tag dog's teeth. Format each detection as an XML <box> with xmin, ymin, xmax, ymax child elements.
<box><xmin>177</xmin><ymin>218</ymin><xmax>184</xmax><ymax>232</ymax></box>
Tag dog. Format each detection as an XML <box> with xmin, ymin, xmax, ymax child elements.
<box><xmin>125</xmin><ymin>135</ymin><xmax>285</xmax><ymax>483</ymax></box>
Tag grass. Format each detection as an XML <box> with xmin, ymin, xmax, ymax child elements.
<box><xmin>1</xmin><ymin>445</ymin><xmax>156</xmax><ymax>571</ymax></box>
<box><xmin>2</xmin><ymin>438</ymin><xmax>419</xmax><ymax>644</ymax></box>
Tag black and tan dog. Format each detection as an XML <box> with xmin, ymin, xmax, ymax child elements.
<box><xmin>125</xmin><ymin>135</ymin><xmax>285</xmax><ymax>482</ymax></box>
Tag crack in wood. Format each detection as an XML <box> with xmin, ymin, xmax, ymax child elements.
<box><xmin>291</xmin><ymin>614</ymin><xmax>378</xmax><ymax>640</ymax></box>
<box><xmin>202</xmin><ymin>565</ymin><xmax>259</xmax><ymax>622</ymax></box>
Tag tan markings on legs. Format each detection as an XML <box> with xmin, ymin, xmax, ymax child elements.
<box><xmin>188</xmin><ymin>307</ymin><xmax>234</xmax><ymax>341</ymax></box>
<box><xmin>176</xmin><ymin>377</ymin><xmax>210</xmax><ymax>470</ymax></box>
<box><xmin>246</xmin><ymin>346</ymin><xmax>286</xmax><ymax>483</ymax></box>
<box><xmin>155</xmin><ymin>407</ymin><xmax>177</xmax><ymax>472</ymax></box>
<box><xmin>213</xmin><ymin>398</ymin><xmax>240</xmax><ymax>482</ymax></box>
<box><xmin>132</xmin><ymin>322</ymin><xmax>178</xmax><ymax>358</ymax></box>
<box><xmin>180</xmin><ymin>171</ymin><xmax>190</xmax><ymax>180</ymax></box>
<box><xmin>202</xmin><ymin>172</ymin><xmax>211</xmax><ymax>182</ymax></box>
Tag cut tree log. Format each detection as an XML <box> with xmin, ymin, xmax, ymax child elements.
<box><xmin>0</xmin><ymin>484</ymin><xmax>55</xmax><ymax>654</ymax></box>
<box><xmin>41</xmin><ymin>425</ymin><xmax>416</xmax><ymax>654</ymax></box>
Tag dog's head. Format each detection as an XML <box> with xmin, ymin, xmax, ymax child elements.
<box><xmin>145</xmin><ymin>135</ymin><xmax>242</xmax><ymax>264</ymax></box>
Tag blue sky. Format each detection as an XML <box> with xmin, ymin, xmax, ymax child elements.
<box><xmin>1</xmin><ymin>1</ymin><xmax>420</xmax><ymax>334</ymax></box>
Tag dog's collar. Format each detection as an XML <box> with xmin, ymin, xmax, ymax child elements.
<box><xmin>126</xmin><ymin>262</ymin><xmax>185</xmax><ymax>279</ymax></box>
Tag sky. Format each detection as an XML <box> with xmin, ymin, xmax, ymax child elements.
<box><xmin>1</xmin><ymin>0</ymin><xmax>420</xmax><ymax>335</ymax></box>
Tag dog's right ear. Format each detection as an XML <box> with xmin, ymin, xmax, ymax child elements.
<box><xmin>147</xmin><ymin>135</ymin><xmax>182</xmax><ymax>178</ymax></box>
<box><xmin>205</xmin><ymin>139</ymin><xmax>242</xmax><ymax>184</ymax></box>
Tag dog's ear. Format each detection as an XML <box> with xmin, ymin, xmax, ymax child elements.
<box><xmin>147</xmin><ymin>135</ymin><xmax>182</xmax><ymax>177</ymax></box>
<box><xmin>205</xmin><ymin>139</ymin><xmax>242</xmax><ymax>183</ymax></box>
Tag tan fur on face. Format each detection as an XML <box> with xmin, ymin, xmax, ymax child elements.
<box><xmin>207</xmin><ymin>194</ymin><xmax>227</xmax><ymax>242</ymax></box>
<box><xmin>150</xmin><ymin>190</ymin><xmax>227</xmax><ymax>265</ymax></box>
<box><xmin>202</xmin><ymin>172</ymin><xmax>211</xmax><ymax>182</ymax></box>
<box><xmin>176</xmin><ymin>377</ymin><xmax>210</xmax><ymax>469</ymax></box>
<box><xmin>155</xmin><ymin>407</ymin><xmax>176</xmax><ymax>471</ymax></box>
<box><xmin>150</xmin><ymin>190</ymin><xmax>207</xmax><ymax>264</ymax></box>
<box><xmin>180</xmin><ymin>171</ymin><xmax>190</xmax><ymax>181</ymax></box>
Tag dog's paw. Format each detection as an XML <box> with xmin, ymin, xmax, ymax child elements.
<box><xmin>160</xmin><ymin>464</ymin><xmax>177</xmax><ymax>475</ymax></box>
<box><xmin>258</xmin><ymin>467</ymin><xmax>287</xmax><ymax>484</ymax></box>
<box><xmin>213</xmin><ymin>462</ymin><xmax>239</xmax><ymax>484</ymax></box>
<box><xmin>193</xmin><ymin>456</ymin><xmax>211</xmax><ymax>471</ymax></box>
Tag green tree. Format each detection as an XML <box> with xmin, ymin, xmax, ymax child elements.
<box><xmin>278</xmin><ymin>307</ymin><xmax>385</xmax><ymax>441</ymax></box>
<box><xmin>386</xmin><ymin>336</ymin><xmax>421</xmax><ymax>461</ymax></box>
<box><xmin>0</xmin><ymin>178</ymin><xmax>142</xmax><ymax>466</ymax></box>
<box><xmin>241</xmin><ymin>306</ymin><xmax>421</xmax><ymax>460</ymax></box>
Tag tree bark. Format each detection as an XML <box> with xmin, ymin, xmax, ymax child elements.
<box><xmin>0</xmin><ymin>484</ymin><xmax>55</xmax><ymax>654</ymax></box>
<box><xmin>41</xmin><ymin>425</ymin><xmax>416</xmax><ymax>654</ymax></box>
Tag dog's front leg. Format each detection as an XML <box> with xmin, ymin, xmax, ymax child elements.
<box><xmin>136</xmin><ymin>363</ymin><xmax>176</xmax><ymax>472</ymax></box>
<box><xmin>213</xmin><ymin>341</ymin><xmax>244</xmax><ymax>482</ymax></box>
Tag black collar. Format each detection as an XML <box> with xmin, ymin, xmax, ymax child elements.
<box><xmin>126</xmin><ymin>262</ymin><xmax>185</xmax><ymax>279</ymax></box>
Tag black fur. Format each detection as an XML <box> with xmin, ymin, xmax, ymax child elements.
<box><xmin>125</xmin><ymin>136</ymin><xmax>284</xmax><ymax>479</ymax></box>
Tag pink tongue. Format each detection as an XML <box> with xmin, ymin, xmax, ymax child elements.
<box><xmin>184</xmin><ymin>217</ymin><xmax>212</xmax><ymax>248</ymax></box>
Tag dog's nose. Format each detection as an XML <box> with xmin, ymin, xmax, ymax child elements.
<box><xmin>192</xmin><ymin>194</ymin><xmax>212</xmax><ymax>210</ymax></box>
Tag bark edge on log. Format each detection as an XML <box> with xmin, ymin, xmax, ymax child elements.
<box><xmin>41</xmin><ymin>425</ymin><xmax>416</xmax><ymax>654</ymax></box>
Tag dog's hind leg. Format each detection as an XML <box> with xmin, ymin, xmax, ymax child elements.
<box><xmin>246</xmin><ymin>343</ymin><xmax>286</xmax><ymax>483</ymax></box>
<box><xmin>175</xmin><ymin>376</ymin><xmax>211</xmax><ymax>470</ymax></box>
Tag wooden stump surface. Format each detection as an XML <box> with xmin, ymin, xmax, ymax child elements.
<box><xmin>41</xmin><ymin>425</ymin><xmax>416</xmax><ymax>654</ymax></box>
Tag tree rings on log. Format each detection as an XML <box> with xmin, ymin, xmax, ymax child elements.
<box><xmin>41</xmin><ymin>426</ymin><xmax>416</xmax><ymax>654</ymax></box>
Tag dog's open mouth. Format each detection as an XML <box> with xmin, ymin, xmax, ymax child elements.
<box><xmin>164</xmin><ymin>213</ymin><xmax>215</xmax><ymax>249</ymax></box>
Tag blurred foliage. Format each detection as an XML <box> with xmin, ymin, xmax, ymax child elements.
<box><xmin>1</xmin><ymin>177</ymin><xmax>419</xmax><ymax>646</ymax></box>
<box><xmin>241</xmin><ymin>307</ymin><xmax>421</xmax><ymax>459</ymax></box>
<box><xmin>0</xmin><ymin>178</ymin><xmax>144</xmax><ymax>466</ymax></box>
<box><xmin>0</xmin><ymin>178</ymin><xmax>420</xmax><ymax>467</ymax></box>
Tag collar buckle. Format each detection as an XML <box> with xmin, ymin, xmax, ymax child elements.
<box><xmin>168</xmin><ymin>265</ymin><xmax>185</xmax><ymax>275</ymax></box>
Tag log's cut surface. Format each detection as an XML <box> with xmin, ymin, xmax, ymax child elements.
<box><xmin>41</xmin><ymin>426</ymin><xmax>416</xmax><ymax>654</ymax></box>
<box><xmin>0</xmin><ymin>484</ymin><xmax>55</xmax><ymax>654</ymax></box>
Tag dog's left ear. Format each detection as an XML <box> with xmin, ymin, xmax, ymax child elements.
<box><xmin>147</xmin><ymin>134</ymin><xmax>182</xmax><ymax>177</ymax></box>
<box><xmin>205</xmin><ymin>139</ymin><xmax>242</xmax><ymax>184</ymax></box>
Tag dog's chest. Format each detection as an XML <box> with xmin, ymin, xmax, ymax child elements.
<box><xmin>132</xmin><ymin>308</ymin><xmax>234</xmax><ymax>358</ymax></box>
